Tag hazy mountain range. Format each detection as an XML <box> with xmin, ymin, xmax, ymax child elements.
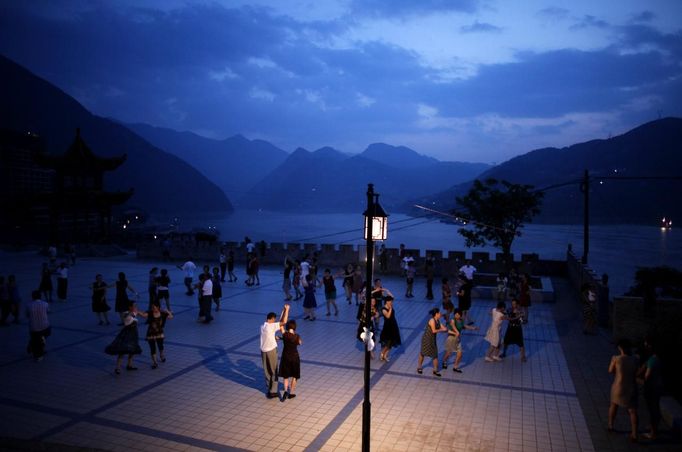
<box><xmin>413</xmin><ymin>117</ymin><xmax>682</xmax><ymax>224</ymax></box>
<box><xmin>0</xmin><ymin>54</ymin><xmax>232</xmax><ymax>215</ymax></box>
<box><xmin>2</xmin><ymin>53</ymin><xmax>680</xmax><ymax>224</ymax></box>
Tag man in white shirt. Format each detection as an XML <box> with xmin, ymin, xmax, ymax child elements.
<box><xmin>260</xmin><ymin>304</ymin><xmax>289</xmax><ymax>398</ymax></box>
<box><xmin>178</xmin><ymin>259</ymin><xmax>197</xmax><ymax>295</ymax></box>
<box><xmin>300</xmin><ymin>255</ymin><xmax>310</xmax><ymax>279</ymax></box>
<box><xmin>459</xmin><ymin>260</ymin><xmax>477</xmax><ymax>283</ymax></box>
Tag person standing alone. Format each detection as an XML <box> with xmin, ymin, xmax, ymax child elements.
<box><xmin>25</xmin><ymin>290</ymin><xmax>51</xmax><ymax>361</ymax></box>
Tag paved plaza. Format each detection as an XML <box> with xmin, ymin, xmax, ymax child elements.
<box><xmin>0</xmin><ymin>251</ymin><xmax>677</xmax><ymax>451</ymax></box>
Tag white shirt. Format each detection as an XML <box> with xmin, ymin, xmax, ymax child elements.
<box><xmin>401</xmin><ymin>256</ymin><xmax>414</xmax><ymax>269</ymax></box>
<box><xmin>300</xmin><ymin>261</ymin><xmax>310</xmax><ymax>278</ymax></box>
<box><xmin>57</xmin><ymin>267</ymin><xmax>68</xmax><ymax>279</ymax></box>
<box><xmin>181</xmin><ymin>261</ymin><xmax>196</xmax><ymax>278</ymax></box>
<box><xmin>459</xmin><ymin>264</ymin><xmax>476</xmax><ymax>280</ymax></box>
<box><xmin>260</xmin><ymin>321</ymin><xmax>280</xmax><ymax>352</ymax></box>
<box><xmin>202</xmin><ymin>278</ymin><xmax>213</xmax><ymax>296</ymax></box>
<box><xmin>246</xmin><ymin>242</ymin><xmax>256</xmax><ymax>253</ymax></box>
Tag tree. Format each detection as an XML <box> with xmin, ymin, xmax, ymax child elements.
<box><xmin>455</xmin><ymin>178</ymin><xmax>543</xmax><ymax>260</ymax></box>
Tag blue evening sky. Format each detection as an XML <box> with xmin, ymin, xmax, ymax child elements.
<box><xmin>1</xmin><ymin>0</ymin><xmax>681</xmax><ymax>163</ymax></box>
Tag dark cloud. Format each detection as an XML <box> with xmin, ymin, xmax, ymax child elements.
<box><xmin>570</xmin><ymin>15</ymin><xmax>610</xmax><ymax>30</ymax></box>
<box><xmin>351</xmin><ymin>0</ymin><xmax>478</xmax><ymax>18</ymax></box>
<box><xmin>631</xmin><ymin>11</ymin><xmax>655</xmax><ymax>23</ymax></box>
<box><xmin>460</xmin><ymin>21</ymin><xmax>502</xmax><ymax>33</ymax></box>
<box><xmin>537</xmin><ymin>7</ymin><xmax>570</xmax><ymax>21</ymax></box>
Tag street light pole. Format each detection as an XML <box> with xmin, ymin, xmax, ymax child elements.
<box><xmin>362</xmin><ymin>183</ymin><xmax>374</xmax><ymax>452</ymax></box>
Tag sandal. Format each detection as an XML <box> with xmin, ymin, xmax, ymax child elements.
<box><xmin>416</xmin><ymin>368</ymin><xmax>423</xmax><ymax>374</ymax></box>
<box><xmin>433</xmin><ymin>371</ymin><xmax>442</xmax><ymax>377</ymax></box>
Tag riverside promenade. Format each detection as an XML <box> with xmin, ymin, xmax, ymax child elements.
<box><xmin>0</xmin><ymin>251</ymin><xmax>678</xmax><ymax>451</ymax></box>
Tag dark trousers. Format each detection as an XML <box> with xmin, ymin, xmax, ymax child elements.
<box><xmin>57</xmin><ymin>278</ymin><xmax>68</xmax><ymax>300</ymax></box>
<box><xmin>426</xmin><ymin>279</ymin><xmax>434</xmax><ymax>299</ymax></box>
<box><xmin>28</xmin><ymin>327</ymin><xmax>51</xmax><ymax>358</ymax></box>
<box><xmin>184</xmin><ymin>277</ymin><xmax>194</xmax><ymax>295</ymax></box>
<box><xmin>148</xmin><ymin>338</ymin><xmax>165</xmax><ymax>355</ymax></box>
<box><xmin>220</xmin><ymin>263</ymin><xmax>227</xmax><ymax>281</ymax></box>
<box><xmin>199</xmin><ymin>296</ymin><xmax>213</xmax><ymax>322</ymax></box>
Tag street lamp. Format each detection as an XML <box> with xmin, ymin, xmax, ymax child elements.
<box><xmin>362</xmin><ymin>183</ymin><xmax>388</xmax><ymax>452</ymax></box>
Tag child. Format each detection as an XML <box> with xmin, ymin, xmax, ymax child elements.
<box><xmin>500</xmin><ymin>298</ymin><xmax>526</xmax><ymax>362</ymax></box>
<box><xmin>279</xmin><ymin>320</ymin><xmax>302</xmax><ymax>400</ymax></box>
<box><xmin>405</xmin><ymin>260</ymin><xmax>416</xmax><ymax>298</ymax></box>
<box><xmin>146</xmin><ymin>304</ymin><xmax>172</xmax><ymax>369</ymax></box>
<box><xmin>442</xmin><ymin>308</ymin><xmax>478</xmax><ymax>372</ymax></box>
<box><xmin>322</xmin><ymin>268</ymin><xmax>339</xmax><ymax>316</ymax></box>
<box><xmin>484</xmin><ymin>301</ymin><xmax>507</xmax><ymax>362</ymax></box>
<box><xmin>496</xmin><ymin>272</ymin><xmax>508</xmax><ymax>302</ymax></box>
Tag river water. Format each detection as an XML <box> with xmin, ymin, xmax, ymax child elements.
<box><xmin>155</xmin><ymin>210</ymin><xmax>682</xmax><ymax>297</ymax></box>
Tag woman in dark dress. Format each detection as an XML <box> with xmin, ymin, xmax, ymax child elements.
<box><xmin>342</xmin><ymin>264</ymin><xmax>354</xmax><ymax>305</ymax></box>
<box><xmin>211</xmin><ymin>267</ymin><xmax>222</xmax><ymax>311</ymax></box>
<box><xmin>501</xmin><ymin>298</ymin><xmax>526</xmax><ymax>362</ymax></box>
<box><xmin>279</xmin><ymin>319</ymin><xmax>302</xmax><ymax>400</ymax></box>
<box><xmin>302</xmin><ymin>274</ymin><xmax>318</xmax><ymax>320</ymax></box>
<box><xmin>115</xmin><ymin>272</ymin><xmax>138</xmax><ymax>325</ymax></box>
<box><xmin>146</xmin><ymin>304</ymin><xmax>172</xmax><ymax>369</ymax></box>
<box><xmin>106</xmin><ymin>301</ymin><xmax>147</xmax><ymax>374</ymax></box>
<box><xmin>379</xmin><ymin>296</ymin><xmax>401</xmax><ymax>362</ymax></box>
<box><xmin>39</xmin><ymin>262</ymin><xmax>53</xmax><ymax>303</ymax></box>
<box><xmin>91</xmin><ymin>274</ymin><xmax>111</xmax><ymax>325</ymax></box>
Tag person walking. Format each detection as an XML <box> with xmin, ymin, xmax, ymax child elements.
<box><xmin>106</xmin><ymin>301</ymin><xmax>146</xmax><ymax>374</ymax></box>
<box><xmin>405</xmin><ymin>260</ymin><xmax>416</xmax><ymax>298</ymax></box>
<box><xmin>115</xmin><ymin>272</ymin><xmax>138</xmax><ymax>325</ymax></box>
<box><xmin>25</xmin><ymin>290</ymin><xmax>51</xmax><ymax>361</ymax></box>
<box><xmin>417</xmin><ymin>308</ymin><xmax>447</xmax><ymax>376</ymax></box>
<box><xmin>441</xmin><ymin>277</ymin><xmax>454</xmax><ymax>323</ymax></box>
<box><xmin>379</xmin><ymin>296</ymin><xmax>401</xmax><ymax>362</ymax></box>
<box><xmin>518</xmin><ymin>273</ymin><xmax>531</xmax><ymax>323</ymax></box>
<box><xmin>352</xmin><ymin>266</ymin><xmax>364</xmax><ymax>305</ymax></box>
<box><xmin>496</xmin><ymin>272</ymin><xmax>508</xmax><ymax>302</ymax></box>
<box><xmin>260</xmin><ymin>304</ymin><xmax>290</xmax><ymax>399</ymax></box>
<box><xmin>279</xmin><ymin>319</ymin><xmax>302</xmax><ymax>400</ymax></box>
<box><xmin>227</xmin><ymin>250</ymin><xmax>237</xmax><ymax>282</ymax></box>
<box><xmin>91</xmin><ymin>274</ymin><xmax>111</xmax><ymax>325</ymax></box>
<box><xmin>146</xmin><ymin>304</ymin><xmax>172</xmax><ymax>369</ymax></box>
<box><xmin>608</xmin><ymin>338</ymin><xmax>639</xmax><ymax>442</ymax></box>
<box><xmin>457</xmin><ymin>275</ymin><xmax>474</xmax><ymax>325</ymax></box>
<box><xmin>7</xmin><ymin>275</ymin><xmax>22</xmax><ymax>324</ymax></box>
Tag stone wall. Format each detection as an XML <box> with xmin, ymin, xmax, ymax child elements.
<box><xmin>566</xmin><ymin>248</ymin><xmax>610</xmax><ymax>327</ymax></box>
<box><xmin>137</xmin><ymin>238</ymin><xmax>566</xmax><ymax>277</ymax></box>
<box><xmin>612</xmin><ymin>296</ymin><xmax>682</xmax><ymax>348</ymax></box>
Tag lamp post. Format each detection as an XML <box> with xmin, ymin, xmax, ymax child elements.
<box><xmin>362</xmin><ymin>183</ymin><xmax>388</xmax><ymax>452</ymax></box>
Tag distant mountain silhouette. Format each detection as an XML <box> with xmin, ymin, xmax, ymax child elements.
<box><xmin>243</xmin><ymin>145</ymin><xmax>490</xmax><ymax>212</ymax></box>
<box><xmin>415</xmin><ymin>118</ymin><xmax>682</xmax><ymax>224</ymax></box>
<box><xmin>361</xmin><ymin>143</ymin><xmax>440</xmax><ymax>168</ymax></box>
<box><xmin>0</xmin><ymin>54</ymin><xmax>232</xmax><ymax>215</ymax></box>
<box><xmin>126</xmin><ymin>123</ymin><xmax>288</xmax><ymax>206</ymax></box>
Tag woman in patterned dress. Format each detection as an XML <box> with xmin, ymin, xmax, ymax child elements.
<box><xmin>416</xmin><ymin>308</ymin><xmax>447</xmax><ymax>377</ymax></box>
<box><xmin>146</xmin><ymin>303</ymin><xmax>172</xmax><ymax>369</ymax></box>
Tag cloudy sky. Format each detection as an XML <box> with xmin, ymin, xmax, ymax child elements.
<box><xmin>1</xmin><ymin>0</ymin><xmax>681</xmax><ymax>163</ymax></box>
